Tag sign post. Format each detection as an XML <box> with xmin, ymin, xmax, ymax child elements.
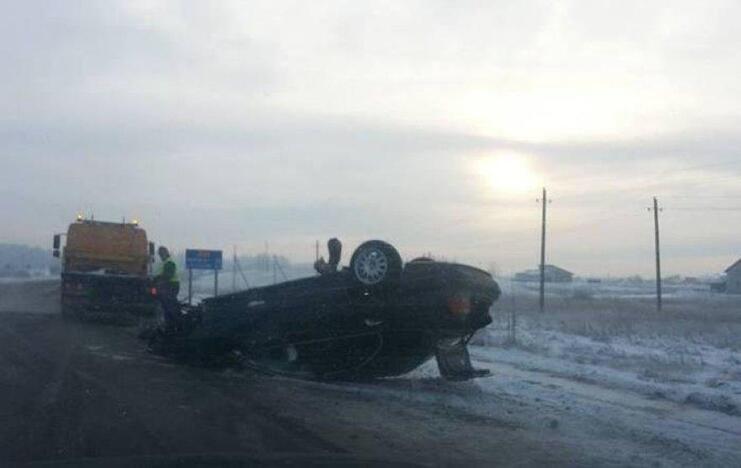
<box><xmin>188</xmin><ymin>268</ymin><xmax>193</xmax><ymax>305</ymax></box>
<box><xmin>185</xmin><ymin>249</ymin><xmax>223</xmax><ymax>304</ymax></box>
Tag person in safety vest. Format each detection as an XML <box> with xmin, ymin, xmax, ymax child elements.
<box><xmin>154</xmin><ymin>246</ymin><xmax>181</xmax><ymax>331</ymax></box>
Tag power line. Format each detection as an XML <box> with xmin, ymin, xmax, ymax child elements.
<box><xmin>667</xmin><ymin>207</ymin><xmax>741</xmax><ymax>212</ymax></box>
<box><xmin>668</xmin><ymin>195</ymin><xmax>741</xmax><ymax>199</ymax></box>
<box><xmin>548</xmin><ymin>211</ymin><xmax>639</xmax><ymax>235</ymax></box>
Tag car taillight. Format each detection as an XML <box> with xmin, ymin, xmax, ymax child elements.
<box><xmin>150</xmin><ymin>287</ymin><xmax>158</xmax><ymax>297</ymax></box>
<box><xmin>447</xmin><ymin>295</ymin><xmax>471</xmax><ymax>316</ymax></box>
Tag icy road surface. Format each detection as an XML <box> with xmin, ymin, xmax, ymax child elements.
<box><xmin>0</xmin><ymin>280</ymin><xmax>739</xmax><ymax>467</ymax></box>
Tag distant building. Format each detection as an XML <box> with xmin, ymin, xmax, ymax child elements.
<box><xmin>725</xmin><ymin>259</ymin><xmax>741</xmax><ymax>294</ymax></box>
<box><xmin>664</xmin><ymin>275</ymin><xmax>683</xmax><ymax>284</ymax></box>
<box><xmin>514</xmin><ymin>265</ymin><xmax>574</xmax><ymax>283</ymax></box>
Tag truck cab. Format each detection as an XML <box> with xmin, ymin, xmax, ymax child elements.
<box><xmin>53</xmin><ymin>217</ymin><xmax>157</xmax><ymax>319</ymax></box>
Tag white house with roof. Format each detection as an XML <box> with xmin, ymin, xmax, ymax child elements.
<box><xmin>514</xmin><ymin>264</ymin><xmax>574</xmax><ymax>283</ymax></box>
<box><xmin>725</xmin><ymin>259</ymin><xmax>741</xmax><ymax>294</ymax></box>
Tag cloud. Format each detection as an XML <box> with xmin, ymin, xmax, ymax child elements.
<box><xmin>2</xmin><ymin>0</ymin><xmax>741</xmax><ymax>275</ymax></box>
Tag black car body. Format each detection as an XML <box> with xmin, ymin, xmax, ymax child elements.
<box><xmin>149</xmin><ymin>241</ymin><xmax>501</xmax><ymax>381</ymax></box>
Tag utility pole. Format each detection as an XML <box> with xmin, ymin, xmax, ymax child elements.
<box><xmin>649</xmin><ymin>197</ymin><xmax>663</xmax><ymax>311</ymax></box>
<box><xmin>537</xmin><ymin>187</ymin><xmax>549</xmax><ymax>313</ymax></box>
<box><xmin>231</xmin><ymin>248</ymin><xmax>249</xmax><ymax>290</ymax></box>
<box><xmin>315</xmin><ymin>240</ymin><xmax>320</xmax><ymax>262</ymax></box>
<box><xmin>188</xmin><ymin>268</ymin><xmax>193</xmax><ymax>305</ymax></box>
<box><xmin>232</xmin><ymin>245</ymin><xmax>237</xmax><ymax>292</ymax></box>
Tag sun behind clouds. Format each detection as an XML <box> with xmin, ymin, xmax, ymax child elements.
<box><xmin>475</xmin><ymin>152</ymin><xmax>541</xmax><ymax>195</ymax></box>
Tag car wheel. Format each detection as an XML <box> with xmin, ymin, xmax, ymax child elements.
<box><xmin>349</xmin><ymin>240</ymin><xmax>402</xmax><ymax>290</ymax></box>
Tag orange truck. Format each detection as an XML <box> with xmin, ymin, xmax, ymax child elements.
<box><xmin>53</xmin><ymin>217</ymin><xmax>157</xmax><ymax>319</ymax></box>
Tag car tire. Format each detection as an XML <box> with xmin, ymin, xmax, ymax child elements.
<box><xmin>349</xmin><ymin>240</ymin><xmax>402</xmax><ymax>290</ymax></box>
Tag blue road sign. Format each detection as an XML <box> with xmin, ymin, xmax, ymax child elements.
<box><xmin>185</xmin><ymin>249</ymin><xmax>223</xmax><ymax>270</ymax></box>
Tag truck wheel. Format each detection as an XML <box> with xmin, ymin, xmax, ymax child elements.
<box><xmin>350</xmin><ymin>240</ymin><xmax>402</xmax><ymax>290</ymax></box>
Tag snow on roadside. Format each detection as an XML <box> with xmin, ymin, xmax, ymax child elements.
<box><xmin>475</xmin><ymin>324</ymin><xmax>741</xmax><ymax>417</ymax></box>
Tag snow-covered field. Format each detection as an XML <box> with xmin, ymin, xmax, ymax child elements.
<box><xmin>480</xmin><ymin>279</ymin><xmax>741</xmax><ymax>413</ymax></box>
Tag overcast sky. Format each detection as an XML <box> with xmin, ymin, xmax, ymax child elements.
<box><xmin>2</xmin><ymin>0</ymin><xmax>740</xmax><ymax>276</ymax></box>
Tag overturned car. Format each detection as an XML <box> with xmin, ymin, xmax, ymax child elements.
<box><xmin>146</xmin><ymin>240</ymin><xmax>501</xmax><ymax>381</ymax></box>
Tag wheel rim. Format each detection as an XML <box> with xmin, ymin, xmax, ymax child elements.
<box><xmin>354</xmin><ymin>248</ymin><xmax>389</xmax><ymax>285</ymax></box>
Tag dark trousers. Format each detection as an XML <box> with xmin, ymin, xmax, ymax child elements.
<box><xmin>158</xmin><ymin>283</ymin><xmax>181</xmax><ymax>327</ymax></box>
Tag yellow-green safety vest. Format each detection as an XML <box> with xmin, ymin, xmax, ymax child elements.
<box><xmin>156</xmin><ymin>257</ymin><xmax>180</xmax><ymax>284</ymax></box>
